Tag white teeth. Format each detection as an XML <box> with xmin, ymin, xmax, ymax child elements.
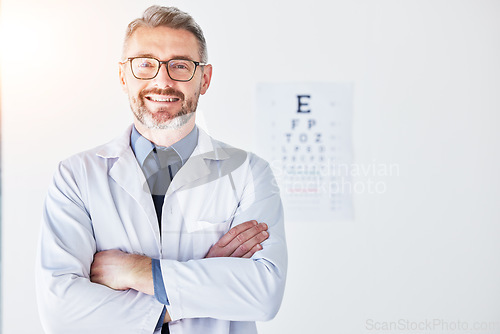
<box><xmin>149</xmin><ymin>97</ymin><xmax>178</xmax><ymax>102</ymax></box>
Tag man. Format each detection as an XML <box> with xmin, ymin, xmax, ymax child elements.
<box><xmin>36</xmin><ymin>5</ymin><xmax>287</xmax><ymax>334</ymax></box>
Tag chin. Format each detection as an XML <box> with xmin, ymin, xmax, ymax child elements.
<box><xmin>147</xmin><ymin>112</ymin><xmax>195</xmax><ymax>130</ymax></box>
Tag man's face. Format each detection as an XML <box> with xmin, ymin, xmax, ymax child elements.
<box><xmin>119</xmin><ymin>26</ymin><xmax>212</xmax><ymax>130</ymax></box>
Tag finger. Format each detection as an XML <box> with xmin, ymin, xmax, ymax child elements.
<box><xmin>230</xmin><ymin>229</ymin><xmax>269</xmax><ymax>258</ymax></box>
<box><xmin>241</xmin><ymin>243</ymin><xmax>263</xmax><ymax>259</ymax></box>
<box><xmin>225</xmin><ymin>223</ymin><xmax>268</xmax><ymax>255</ymax></box>
<box><xmin>216</xmin><ymin>220</ymin><xmax>258</xmax><ymax>247</ymax></box>
<box><xmin>225</xmin><ymin>223</ymin><xmax>267</xmax><ymax>255</ymax></box>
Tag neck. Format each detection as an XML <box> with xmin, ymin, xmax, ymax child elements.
<box><xmin>133</xmin><ymin>117</ymin><xmax>196</xmax><ymax>147</ymax></box>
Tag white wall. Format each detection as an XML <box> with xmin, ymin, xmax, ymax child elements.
<box><xmin>2</xmin><ymin>0</ymin><xmax>500</xmax><ymax>333</ymax></box>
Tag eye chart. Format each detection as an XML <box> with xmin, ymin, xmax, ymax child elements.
<box><xmin>255</xmin><ymin>83</ymin><xmax>354</xmax><ymax>223</ymax></box>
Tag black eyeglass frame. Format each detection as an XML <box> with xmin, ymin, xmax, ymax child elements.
<box><xmin>121</xmin><ymin>57</ymin><xmax>207</xmax><ymax>82</ymax></box>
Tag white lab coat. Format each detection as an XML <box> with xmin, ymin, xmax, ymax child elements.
<box><xmin>36</xmin><ymin>125</ymin><xmax>287</xmax><ymax>334</ymax></box>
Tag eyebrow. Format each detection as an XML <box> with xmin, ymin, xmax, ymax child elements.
<box><xmin>131</xmin><ymin>53</ymin><xmax>156</xmax><ymax>58</ymax></box>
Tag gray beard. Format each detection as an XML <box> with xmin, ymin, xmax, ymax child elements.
<box><xmin>133</xmin><ymin>105</ymin><xmax>195</xmax><ymax>130</ymax></box>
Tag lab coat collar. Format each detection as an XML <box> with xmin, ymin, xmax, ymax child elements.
<box><xmin>95</xmin><ymin>124</ymin><xmax>230</xmax><ymax>162</ymax></box>
<box><xmin>192</xmin><ymin>127</ymin><xmax>230</xmax><ymax>161</ymax></box>
<box><xmin>95</xmin><ymin>124</ymin><xmax>233</xmax><ymax>198</ymax></box>
<box><xmin>166</xmin><ymin>127</ymin><xmax>231</xmax><ymax>195</ymax></box>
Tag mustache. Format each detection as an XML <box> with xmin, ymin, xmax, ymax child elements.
<box><xmin>139</xmin><ymin>87</ymin><xmax>185</xmax><ymax>100</ymax></box>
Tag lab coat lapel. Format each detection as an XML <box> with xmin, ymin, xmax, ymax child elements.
<box><xmin>96</xmin><ymin>126</ymin><xmax>160</xmax><ymax>245</ymax></box>
<box><xmin>166</xmin><ymin>128</ymin><xmax>229</xmax><ymax>196</ymax></box>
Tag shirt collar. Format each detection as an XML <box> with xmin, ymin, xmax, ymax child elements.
<box><xmin>158</xmin><ymin>125</ymin><xmax>198</xmax><ymax>165</ymax></box>
<box><xmin>130</xmin><ymin>126</ymin><xmax>154</xmax><ymax>167</ymax></box>
<box><xmin>130</xmin><ymin>125</ymin><xmax>199</xmax><ymax>167</ymax></box>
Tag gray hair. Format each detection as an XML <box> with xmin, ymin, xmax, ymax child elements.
<box><xmin>123</xmin><ymin>5</ymin><xmax>207</xmax><ymax>62</ymax></box>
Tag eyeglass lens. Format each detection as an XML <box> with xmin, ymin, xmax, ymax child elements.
<box><xmin>131</xmin><ymin>58</ymin><xmax>196</xmax><ymax>81</ymax></box>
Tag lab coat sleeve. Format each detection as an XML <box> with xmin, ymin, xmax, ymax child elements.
<box><xmin>36</xmin><ymin>160</ymin><xmax>163</xmax><ymax>334</ymax></box>
<box><xmin>160</xmin><ymin>154</ymin><xmax>287</xmax><ymax>322</ymax></box>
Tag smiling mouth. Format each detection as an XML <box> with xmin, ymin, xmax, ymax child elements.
<box><xmin>146</xmin><ymin>96</ymin><xmax>180</xmax><ymax>102</ymax></box>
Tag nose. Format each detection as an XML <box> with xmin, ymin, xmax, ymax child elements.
<box><xmin>152</xmin><ymin>63</ymin><xmax>175</xmax><ymax>87</ymax></box>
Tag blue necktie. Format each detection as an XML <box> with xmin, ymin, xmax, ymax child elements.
<box><xmin>145</xmin><ymin>147</ymin><xmax>182</xmax><ymax>334</ymax></box>
<box><xmin>144</xmin><ymin>147</ymin><xmax>181</xmax><ymax>228</ymax></box>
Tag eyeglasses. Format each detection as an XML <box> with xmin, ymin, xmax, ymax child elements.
<box><xmin>121</xmin><ymin>57</ymin><xmax>207</xmax><ymax>82</ymax></box>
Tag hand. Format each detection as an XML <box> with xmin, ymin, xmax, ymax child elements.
<box><xmin>90</xmin><ymin>249</ymin><xmax>154</xmax><ymax>295</ymax></box>
<box><xmin>205</xmin><ymin>220</ymin><xmax>269</xmax><ymax>258</ymax></box>
<box><xmin>90</xmin><ymin>250</ymin><xmax>168</xmax><ymax>321</ymax></box>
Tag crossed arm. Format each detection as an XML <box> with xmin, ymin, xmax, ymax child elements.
<box><xmin>89</xmin><ymin>220</ymin><xmax>269</xmax><ymax>323</ymax></box>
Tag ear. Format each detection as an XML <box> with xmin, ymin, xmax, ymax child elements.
<box><xmin>199</xmin><ymin>64</ymin><xmax>212</xmax><ymax>95</ymax></box>
<box><xmin>118</xmin><ymin>62</ymin><xmax>128</xmax><ymax>93</ymax></box>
